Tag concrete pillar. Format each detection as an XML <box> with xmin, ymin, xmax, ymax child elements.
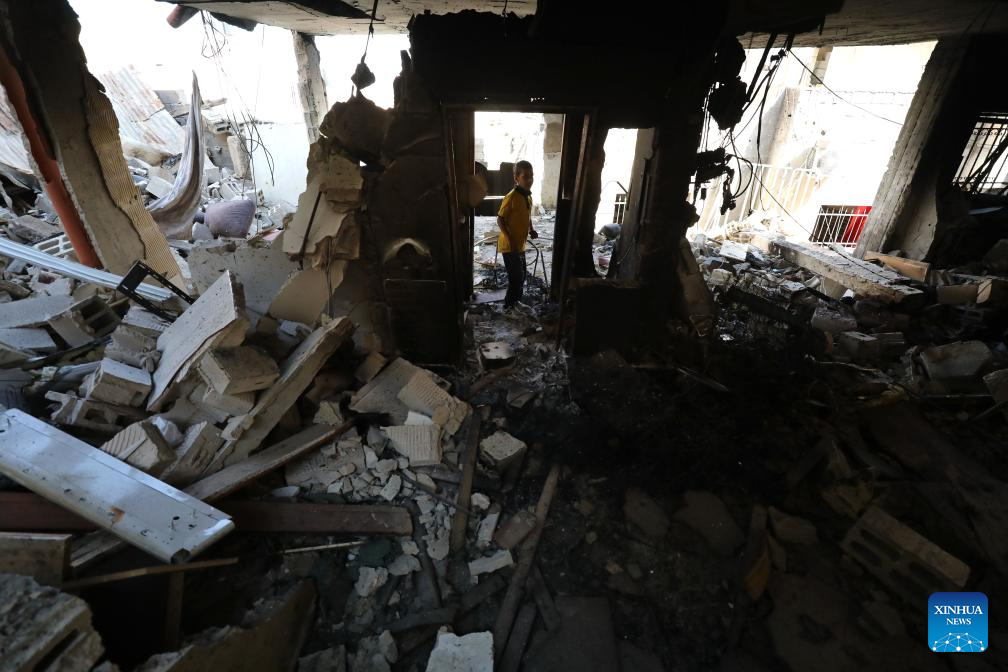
<box><xmin>292</xmin><ymin>31</ymin><xmax>328</xmax><ymax>143</ymax></box>
<box><xmin>541</xmin><ymin>113</ymin><xmax>563</xmax><ymax>209</ymax></box>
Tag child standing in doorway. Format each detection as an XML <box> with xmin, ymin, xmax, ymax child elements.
<box><xmin>497</xmin><ymin>160</ymin><xmax>539</xmax><ymax>314</ymax></box>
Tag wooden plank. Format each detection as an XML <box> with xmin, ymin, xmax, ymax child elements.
<box><xmin>493</xmin><ymin>464</ymin><xmax>561</xmax><ymax>657</ymax></box>
<box><xmin>0</xmin><ymin>409</ymin><xmax>233</xmax><ymax>564</ymax></box>
<box><xmin>163</xmin><ymin>571</ymin><xmax>184</xmax><ymax>650</ymax></box>
<box><xmin>185</xmin><ymin>422</ymin><xmax>349</xmax><ymax>501</ymax></box>
<box><xmin>0</xmin><ymin>492</ymin><xmax>94</xmax><ymax>530</ymax></box>
<box><xmin>759</xmin><ymin>236</ymin><xmax>923</xmax><ymax>303</ymax></box>
<box><xmin>148</xmin><ymin>270</ymin><xmax>249</xmax><ymax>411</ymax></box>
<box><xmin>219</xmin><ymin>501</ymin><xmax>413</xmax><ymax>535</ymax></box>
<box><xmin>0</xmin><ymin>532</ymin><xmax>71</xmax><ymax>586</ymax></box>
<box><xmin>499</xmin><ymin>602</ymin><xmax>537</xmax><ymax>672</ymax></box>
<box><xmin>212</xmin><ymin>317</ymin><xmax>355</xmax><ymax>469</ymax></box>
<box><xmin>863</xmin><ymin>251</ymin><xmax>930</xmax><ymax>282</ymax></box>
<box><xmin>450</xmin><ymin>413</ymin><xmax>481</xmax><ymax>553</ymax></box>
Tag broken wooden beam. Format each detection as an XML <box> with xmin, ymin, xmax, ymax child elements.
<box><xmin>219</xmin><ymin>501</ymin><xmax>412</xmax><ymax>535</ymax></box>
<box><xmin>450</xmin><ymin>412</ymin><xmax>482</xmax><ymax>553</ymax></box>
<box><xmin>863</xmin><ymin>251</ymin><xmax>930</xmax><ymax>282</ymax></box>
<box><xmin>186</xmin><ymin>422</ymin><xmax>351</xmax><ymax>501</ymax></box>
<box><xmin>493</xmin><ymin>463</ymin><xmax>561</xmax><ymax>657</ymax></box>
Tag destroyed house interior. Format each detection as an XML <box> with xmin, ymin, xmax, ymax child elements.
<box><xmin>4</xmin><ymin>0</ymin><xmax>1008</xmax><ymax>670</ymax></box>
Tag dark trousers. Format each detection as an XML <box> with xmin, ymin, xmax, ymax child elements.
<box><xmin>502</xmin><ymin>251</ymin><xmax>526</xmax><ymax>308</ymax></box>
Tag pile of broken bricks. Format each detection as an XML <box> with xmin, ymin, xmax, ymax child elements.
<box><xmin>0</xmin><ymin>241</ymin><xmax>556</xmax><ymax>671</ymax></box>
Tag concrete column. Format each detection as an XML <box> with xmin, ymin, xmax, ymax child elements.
<box><xmin>292</xmin><ymin>31</ymin><xmax>328</xmax><ymax>143</ymax></box>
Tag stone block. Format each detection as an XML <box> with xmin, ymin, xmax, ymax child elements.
<box><xmin>198</xmin><ymin>346</ymin><xmax>280</xmax><ymax>395</ymax></box>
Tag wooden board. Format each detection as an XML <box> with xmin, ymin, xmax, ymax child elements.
<box><xmin>864</xmin><ymin>251</ymin><xmax>930</xmax><ymax>282</ymax></box>
<box><xmin>185</xmin><ymin>423</ymin><xmax>348</xmax><ymax>501</ymax></box>
<box><xmin>0</xmin><ymin>409</ymin><xmax>233</xmax><ymax>564</ymax></box>
<box><xmin>0</xmin><ymin>532</ymin><xmax>71</xmax><ymax>586</ymax></box>
<box><xmin>219</xmin><ymin>501</ymin><xmax>412</xmax><ymax>535</ymax></box>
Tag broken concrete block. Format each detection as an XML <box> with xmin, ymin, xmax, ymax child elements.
<box><xmin>47</xmin><ymin>295</ymin><xmax>119</xmax><ymax>347</ymax></box>
<box><xmin>0</xmin><ymin>574</ymin><xmax>104</xmax><ymax>671</ymax></box>
<box><xmin>350</xmin><ymin>357</ymin><xmax>420</xmax><ymax>424</ymax></box>
<box><xmin>479</xmin><ymin>431</ymin><xmax>526</xmax><ymax>471</ymax></box>
<box><xmin>354</xmin><ymin>350</ymin><xmax>388</xmax><ymax>384</ymax></box>
<box><xmin>388</xmin><ymin>554</ymin><xmax>421</xmax><ymax>576</ymax></box>
<box><xmin>46</xmin><ymin>391</ymin><xmax>147</xmax><ymax>433</ymax></box>
<box><xmin>121</xmin><ymin>306</ymin><xmax>170</xmax><ymax>338</ymax></box>
<box><xmin>380</xmin><ymin>474</ymin><xmax>402</xmax><ymax>501</ymax></box>
<box><xmin>105</xmin><ymin>323</ymin><xmax>159</xmax><ymax>371</ymax></box>
<box><xmin>920</xmin><ymin>341</ymin><xmax>993</xmax><ymax>380</ymax></box>
<box><xmin>149</xmin><ymin>416</ymin><xmax>183</xmax><ymax>447</ymax></box>
<box><xmin>476</xmin><ymin>509</ymin><xmax>501</xmax><ymax>550</ymax></box>
<box><xmin>768</xmin><ymin>506</ymin><xmax>818</xmax><ymax>545</ymax></box>
<box><xmin>471</xmin><ymin>493</ymin><xmax>490</xmax><ymax>511</ymax></box>
<box><xmin>378</xmin><ymin>630</ymin><xmax>398</xmax><ymax>664</ymax></box>
<box><xmin>671</xmin><ymin>490</ymin><xmax>743</xmax><ymax>554</ymax></box>
<box><xmin>80</xmin><ymin>358</ymin><xmax>152</xmax><ymax>408</ymax></box>
<box><xmin>197</xmin><ymin>385</ymin><xmax>255</xmax><ymax>417</ymax></box>
<box><xmin>425</xmin><ymin>630</ymin><xmax>493</xmax><ymax>672</ymax></box>
<box><xmin>841</xmin><ymin>506</ymin><xmax>969</xmax><ymax>603</ymax></box>
<box><xmin>493</xmin><ymin>509</ymin><xmax>536</xmax><ymax>550</ymax></box>
<box><xmin>314</xmin><ymin>398</ymin><xmax>348</xmax><ymax>426</ymax></box>
<box><xmin>355</xmin><ymin>566</ymin><xmax>389</xmax><ymax>597</ymax></box>
<box><xmin>383</xmin><ymin>425</ymin><xmax>442</xmax><ymax>466</ymax></box>
<box><xmin>197</xmin><ymin>346</ymin><xmax>280</xmax><ymax>395</ymax></box>
<box><xmin>838</xmin><ymin>331</ymin><xmax>881</xmax><ymax>363</ymax></box>
<box><xmin>810</xmin><ymin>305</ymin><xmax>858</xmax><ymax>333</ymax></box>
<box><xmin>162</xmin><ymin>421</ymin><xmax>222</xmax><ymax>486</ymax></box>
<box><xmin>468</xmin><ymin>549</ymin><xmax>514</xmax><ymax>576</ymax></box>
<box><xmin>99</xmin><ymin>421</ymin><xmax>175</xmax><ymax>475</ymax></box>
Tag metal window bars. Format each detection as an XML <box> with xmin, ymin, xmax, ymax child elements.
<box><xmin>953</xmin><ymin>112</ymin><xmax>1008</xmax><ymax>195</ymax></box>
<box><xmin>695</xmin><ymin>163</ymin><xmax>820</xmax><ymax>234</ymax></box>
<box><xmin>809</xmin><ymin>205</ymin><xmax>871</xmax><ymax>248</ymax></box>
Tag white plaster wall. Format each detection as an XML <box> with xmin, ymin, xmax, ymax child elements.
<box><xmin>597</xmin><ymin>128</ymin><xmax>639</xmax><ymax>229</ymax></box>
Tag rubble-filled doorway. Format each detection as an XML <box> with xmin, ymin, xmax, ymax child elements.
<box><xmin>471</xmin><ymin>111</ymin><xmax>557</xmax><ymax>306</ymax></box>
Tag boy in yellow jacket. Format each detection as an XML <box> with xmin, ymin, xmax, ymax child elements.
<box><xmin>497</xmin><ymin>160</ymin><xmax>539</xmax><ymax>312</ymax></box>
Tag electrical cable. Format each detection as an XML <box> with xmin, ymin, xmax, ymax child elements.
<box><xmin>786</xmin><ymin>49</ymin><xmax>904</xmax><ymax>126</ymax></box>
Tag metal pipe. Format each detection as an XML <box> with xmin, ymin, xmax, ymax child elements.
<box><xmin>0</xmin><ymin>45</ymin><xmax>100</xmax><ymax>267</ymax></box>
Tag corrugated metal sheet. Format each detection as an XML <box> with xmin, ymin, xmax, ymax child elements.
<box><xmin>0</xmin><ymin>65</ymin><xmax>183</xmax><ymax>185</ymax></box>
<box><xmin>95</xmin><ymin>66</ymin><xmax>186</xmax><ymax>154</ymax></box>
